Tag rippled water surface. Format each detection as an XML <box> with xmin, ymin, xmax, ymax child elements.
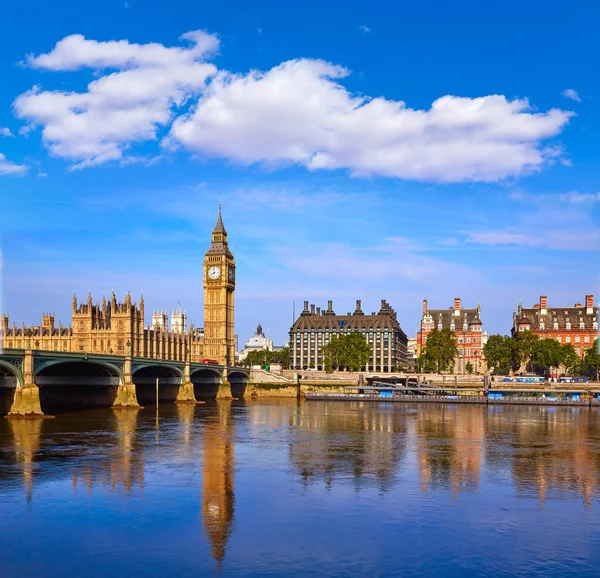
<box><xmin>1</xmin><ymin>400</ymin><xmax>600</xmax><ymax>577</ymax></box>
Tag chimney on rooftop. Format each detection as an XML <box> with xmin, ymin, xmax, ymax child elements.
<box><xmin>422</xmin><ymin>299</ymin><xmax>428</xmax><ymax>315</ymax></box>
<box><xmin>540</xmin><ymin>296</ymin><xmax>547</xmax><ymax>314</ymax></box>
<box><xmin>310</xmin><ymin>304</ymin><xmax>315</xmax><ymax>315</ymax></box>
<box><xmin>454</xmin><ymin>297</ymin><xmax>461</xmax><ymax>316</ymax></box>
<box><xmin>586</xmin><ymin>294</ymin><xmax>594</xmax><ymax>314</ymax></box>
<box><xmin>316</xmin><ymin>307</ymin><xmax>321</xmax><ymax>316</ymax></box>
<box><xmin>303</xmin><ymin>301</ymin><xmax>309</xmax><ymax>312</ymax></box>
<box><xmin>354</xmin><ymin>300</ymin><xmax>364</xmax><ymax>315</ymax></box>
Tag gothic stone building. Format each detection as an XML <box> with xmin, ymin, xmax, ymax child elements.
<box><xmin>289</xmin><ymin>299</ymin><xmax>408</xmax><ymax>372</ymax></box>
<box><xmin>0</xmin><ymin>207</ymin><xmax>237</xmax><ymax>365</ymax></box>
<box><xmin>1</xmin><ymin>292</ymin><xmax>204</xmax><ymax>362</ymax></box>
<box><xmin>417</xmin><ymin>297</ymin><xmax>486</xmax><ymax>374</ymax></box>
<box><xmin>512</xmin><ymin>294</ymin><xmax>598</xmax><ymax>358</ymax></box>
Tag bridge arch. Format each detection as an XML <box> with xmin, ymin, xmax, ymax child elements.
<box><xmin>227</xmin><ymin>370</ymin><xmax>249</xmax><ymax>399</ymax></box>
<box><xmin>0</xmin><ymin>360</ymin><xmax>22</xmax><ymax>415</ymax></box>
<box><xmin>190</xmin><ymin>367</ymin><xmax>222</xmax><ymax>401</ymax></box>
<box><xmin>131</xmin><ymin>364</ymin><xmax>184</xmax><ymax>404</ymax></box>
<box><xmin>35</xmin><ymin>358</ymin><xmax>124</xmax><ymax>381</ymax></box>
<box><xmin>0</xmin><ymin>360</ymin><xmax>23</xmax><ymax>387</ymax></box>
<box><xmin>35</xmin><ymin>360</ymin><xmax>123</xmax><ymax>413</ymax></box>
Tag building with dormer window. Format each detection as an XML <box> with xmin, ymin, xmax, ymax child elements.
<box><xmin>289</xmin><ymin>299</ymin><xmax>408</xmax><ymax>372</ymax></box>
<box><xmin>417</xmin><ymin>297</ymin><xmax>488</xmax><ymax>374</ymax></box>
<box><xmin>511</xmin><ymin>294</ymin><xmax>598</xmax><ymax>358</ymax></box>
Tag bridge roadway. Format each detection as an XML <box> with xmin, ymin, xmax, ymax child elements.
<box><xmin>0</xmin><ymin>348</ymin><xmax>249</xmax><ymax>416</ymax></box>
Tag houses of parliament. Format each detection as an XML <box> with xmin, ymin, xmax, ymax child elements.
<box><xmin>0</xmin><ymin>207</ymin><xmax>236</xmax><ymax>366</ymax></box>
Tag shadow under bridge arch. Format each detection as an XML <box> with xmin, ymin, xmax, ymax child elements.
<box><xmin>35</xmin><ymin>360</ymin><xmax>122</xmax><ymax>413</ymax></box>
<box><xmin>227</xmin><ymin>370</ymin><xmax>248</xmax><ymax>399</ymax></box>
<box><xmin>132</xmin><ymin>364</ymin><xmax>183</xmax><ymax>404</ymax></box>
<box><xmin>190</xmin><ymin>367</ymin><xmax>222</xmax><ymax>402</ymax></box>
<box><xmin>0</xmin><ymin>360</ymin><xmax>23</xmax><ymax>415</ymax></box>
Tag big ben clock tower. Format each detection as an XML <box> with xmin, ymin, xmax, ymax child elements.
<box><xmin>203</xmin><ymin>205</ymin><xmax>236</xmax><ymax>366</ymax></box>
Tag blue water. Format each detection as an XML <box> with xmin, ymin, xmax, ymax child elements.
<box><xmin>1</xmin><ymin>400</ymin><xmax>599</xmax><ymax>577</ymax></box>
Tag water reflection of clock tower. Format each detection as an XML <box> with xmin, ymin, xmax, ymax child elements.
<box><xmin>203</xmin><ymin>206</ymin><xmax>236</xmax><ymax>366</ymax></box>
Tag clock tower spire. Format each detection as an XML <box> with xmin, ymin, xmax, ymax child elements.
<box><xmin>203</xmin><ymin>205</ymin><xmax>236</xmax><ymax>366</ymax></box>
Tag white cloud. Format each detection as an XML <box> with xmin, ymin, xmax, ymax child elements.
<box><xmin>468</xmin><ymin>231</ymin><xmax>540</xmax><ymax>246</ymax></box>
<box><xmin>0</xmin><ymin>152</ymin><xmax>28</xmax><ymax>175</ymax></box>
<box><xmin>14</xmin><ymin>31</ymin><xmax>218</xmax><ymax>169</ymax></box>
<box><xmin>560</xmin><ymin>191</ymin><xmax>600</xmax><ymax>203</ymax></box>
<box><xmin>359</xmin><ymin>25</ymin><xmax>371</xmax><ymax>33</ymax></box>
<box><xmin>561</xmin><ymin>89</ymin><xmax>581</xmax><ymax>102</ymax></box>
<box><xmin>14</xmin><ymin>32</ymin><xmax>573</xmax><ymax>181</ymax></box>
<box><xmin>0</xmin><ymin>127</ymin><xmax>14</xmax><ymax>137</ymax></box>
<box><xmin>169</xmin><ymin>58</ymin><xmax>573</xmax><ymax>183</ymax></box>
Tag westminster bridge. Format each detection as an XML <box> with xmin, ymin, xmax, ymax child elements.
<box><xmin>0</xmin><ymin>348</ymin><xmax>249</xmax><ymax>416</ymax></box>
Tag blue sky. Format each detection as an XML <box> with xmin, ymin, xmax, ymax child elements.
<box><xmin>1</xmin><ymin>0</ymin><xmax>599</xmax><ymax>346</ymax></box>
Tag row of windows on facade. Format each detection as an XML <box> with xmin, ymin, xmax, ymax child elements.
<box><xmin>458</xmin><ymin>349</ymin><xmax>480</xmax><ymax>357</ymax></box>
<box><xmin>296</xmin><ymin>334</ymin><xmax>396</xmax><ymax>341</ymax></box>
<box><xmin>296</xmin><ymin>339</ymin><xmax>396</xmax><ymax>349</ymax></box>
<box><xmin>294</xmin><ymin>327</ymin><xmax>396</xmax><ymax>334</ymax></box>
<box><xmin>423</xmin><ymin>324</ymin><xmax>481</xmax><ymax>332</ymax></box>
<box><xmin>294</xmin><ymin>345</ymin><xmax>396</xmax><ymax>356</ymax></box>
<box><xmin>555</xmin><ymin>335</ymin><xmax>593</xmax><ymax>344</ymax></box>
<box><xmin>423</xmin><ymin>336</ymin><xmax>481</xmax><ymax>344</ymax></box>
<box><xmin>521</xmin><ymin>321</ymin><xmax>598</xmax><ymax>330</ymax></box>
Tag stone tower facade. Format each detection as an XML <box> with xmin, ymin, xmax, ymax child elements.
<box><xmin>203</xmin><ymin>206</ymin><xmax>236</xmax><ymax>366</ymax></box>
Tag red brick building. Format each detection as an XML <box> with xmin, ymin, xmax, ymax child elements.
<box><xmin>417</xmin><ymin>298</ymin><xmax>487</xmax><ymax>374</ymax></box>
<box><xmin>512</xmin><ymin>294</ymin><xmax>598</xmax><ymax>358</ymax></box>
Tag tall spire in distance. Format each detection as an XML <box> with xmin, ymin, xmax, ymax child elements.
<box><xmin>212</xmin><ymin>201</ymin><xmax>227</xmax><ymax>236</ymax></box>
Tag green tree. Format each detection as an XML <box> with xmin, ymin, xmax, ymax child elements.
<box><xmin>560</xmin><ymin>343</ymin><xmax>581</xmax><ymax>375</ymax></box>
<box><xmin>465</xmin><ymin>361</ymin><xmax>473</xmax><ymax>375</ymax></box>
<box><xmin>511</xmin><ymin>330</ymin><xmax>540</xmax><ymax>371</ymax></box>
<box><xmin>275</xmin><ymin>347</ymin><xmax>291</xmax><ymax>370</ymax></box>
<box><xmin>243</xmin><ymin>347</ymin><xmax>292</xmax><ymax>369</ymax></box>
<box><xmin>531</xmin><ymin>338</ymin><xmax>563</xmax><ymax>375</ymax></box>
<box><xmin>342</xmin><ymin>331</ymin><xmax>373</xmax><ymax>372</ymax></box>
<box><xmin>421</xmin><ymin>328</ymin><xmax>457</xmax><ymax>373</ymax></box>
<box><xmin>584</xmin><ymin>339</ymin><xmax>600</xmax><ymax>381</ymax></box>
<box><xmin>482</xmin><ymin>334</ymin><xmax>512</xmax><ymax>374</ymax></box>
<box><xmin>322</xmin><ymin>335</ymin><xmax>344</xmax><ymax>371</ymax></box>
<box><xmin>417</xmin><ymin>353</ymin><xmax>437</xmax><ymax>373</ymax></box>
<box><xmin>322</xmin><ymin>332</ymin><xmax>372</xmax><ymax>372</ymax></box>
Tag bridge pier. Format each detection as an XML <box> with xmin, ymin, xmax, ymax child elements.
<box><xmin>176</xmin><ymin>362</ymin><xmax>197</xmax><ymax>403</ymax></box>
<box><xmin>8</xmin><ymin>350</ymin><xmax>43</xmax><ymax>417</ymax></box>
<box><xmin>113</xmin><ymin>356</ymin><xmax>140</xmax><ymax>409</ymax></box>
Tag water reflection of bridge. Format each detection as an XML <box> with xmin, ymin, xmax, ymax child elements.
<box><xmin>0</xmin><ymin>402</ymin><xmax>239</xmax><ymax>566</ymax></box>
<box><xmin>0</xmin><ymin>348</ymin><xmax>249</xmax><ymax>415</ymax></box>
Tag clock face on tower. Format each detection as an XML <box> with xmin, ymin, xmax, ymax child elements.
<box><xmin>208</xmin><ymin>265</ymin><xmax>221</xmax><ymax>280</ymax></box>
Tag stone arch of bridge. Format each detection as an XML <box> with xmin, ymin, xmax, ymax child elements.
<box><xmin>227</xmin><ymin>370</ymin><xmax>249</xmax><ymax>399</ymax></box>
<box><xmin>35</xmin><ymin>360</ymin><xmax>123</xmax><ymax>413</ymax></box>
<box><xmin>131</xmin><ymin>364</ymin><xmax>184</xmax><ymax>404</ymax></box>
<box><xmin>190</xmin><ymin>367</ymin><xmax>222</xmax><ymax>401</ymax></box>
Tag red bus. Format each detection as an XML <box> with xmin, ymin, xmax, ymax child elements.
<box><xmin>201</xmin><ymin>358</ymin><xmax>219</xmax><ymax>365</ymax></box>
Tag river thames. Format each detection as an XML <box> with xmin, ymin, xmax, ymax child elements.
<box><xmin>1</xmin><ymin>400</ymin><xmax>599</xmax><ymax>577</ymax></box>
